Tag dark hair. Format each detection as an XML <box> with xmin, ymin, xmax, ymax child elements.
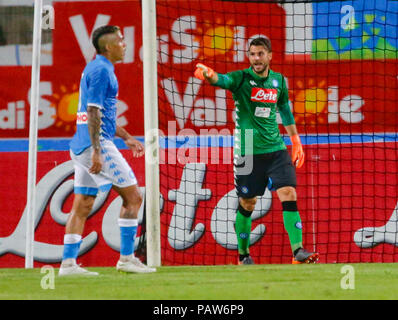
<box><xmin>249</xmin><ymin>37</ymin><xmax>272</xmax><ymax>52</ymax></box>
<box><xmin>92</xmin><ymin>25</ymin><xmax>120</xmax><ymax>54</ymax></box>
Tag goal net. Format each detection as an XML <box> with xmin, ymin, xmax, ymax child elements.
<box><xmin>155</xmin><ymin>0</ymin><xmax>398</xmax><ymax>264</ymax></box>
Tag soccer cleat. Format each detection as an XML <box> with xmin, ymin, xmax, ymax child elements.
<box><xmin>238</xmin><ymin>255</ymin><xmax>255</xmax><ymax>265</ymax></box>
<box><xmin>58</xmin><ymin>263</ymin><xmax>99</xmax><ymax>276</ymax></box>
<box><xmin>116</xmin><ymin>257</ymin><xmax>157</xmax><ymax>273</ymax></box>
<box><xmin>292</xmin><ymin>248</ymin><xmax>319</xmax><ymax>264</ymax></box>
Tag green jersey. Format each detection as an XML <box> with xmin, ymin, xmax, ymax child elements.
<box><xmin>214</xmin><ymin>67</ymin><xmax>294</xmax><ymax>156</ymax></box>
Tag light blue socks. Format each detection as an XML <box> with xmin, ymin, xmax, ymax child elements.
<box><xmin>119</xmin><ymin>218</ymin><xmax>138</xmax><ymax>257</ymax></box>
<box><xmin>62</xmin><ymin>234</ymin><xmax>82</xmax><ymax>262</ymax></box>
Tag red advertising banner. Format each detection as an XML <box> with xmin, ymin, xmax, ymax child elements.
<box><xmin>0</xmin><ymin>1</ymin><xmax>397</xmax><ymax>138</ymax></box>
<box><xmin>283</xmin><ymin>60</ymin><xmax>398</xmax><ymax>134</ymax></box>
<box><xmin>1</xmin><ymin>143</ymin><xmax>398</xmax><ymax>267</ymax></box>
<box><xmin>0</xmin><ymin>149</ymin><xmax>147</xmax><ymax>268</ymax></box>
<box><xmin>0</xmin><ymin>1</ymin><xmax>145</xmax><ymax>138</ymax></box>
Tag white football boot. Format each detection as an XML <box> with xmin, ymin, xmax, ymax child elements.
<box><xmin>116</xmin><ymin>257</ymin><xmax>156</xmax><ymax>273</ymax></box>
<box><xmin>58</xmin><ymin>260</ymin><xmax>99</xmax><ymax>276</ymax></box>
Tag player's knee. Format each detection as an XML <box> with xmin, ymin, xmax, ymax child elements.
<box><xmin>239</xmin><ymin>197</ymin><xmax>257</xmax><ymax>213</ymax></box>
<box><xmin>133</xmin><ymin>192</ymin><xmax>143</xmax><ymax>208</ymax></box>
<box><xmin>123</xmin><ymin>191</ymin><xmax>143</xmax><ymax>211</ymax></box>
<box><xmin>72</xmin><ymin>194</ymin><xmax>95</xmax><ymax>216</ymax></box>
<box><xmin>276</xmin><ymin>186</ymin><xmax>297</xmax><ymax>202</ymax></box>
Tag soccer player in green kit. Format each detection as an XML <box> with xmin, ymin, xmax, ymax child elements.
<box><xmin>194</xmin><ymin>37</ymin><xmax>319</xmax><ymax>264</ymax></box>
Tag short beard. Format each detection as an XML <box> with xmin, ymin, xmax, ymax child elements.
<box><xmin>251</xmin><ymin>63</ymin><xmax>268</xmax><ymax>75</ymax></box>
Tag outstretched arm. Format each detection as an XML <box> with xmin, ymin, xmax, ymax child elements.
<box><xmin>194</xmin><ymin>63</ymin><xmax>218</xmax><ymax>84</ymax></box>
<box><xmin>194</xmin><ymin>64</ymin><xmax>240</xmax><ymax>91</ymax></box>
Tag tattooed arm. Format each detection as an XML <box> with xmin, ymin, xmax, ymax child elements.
<box><xmin>87</xmin><ymin>105</ymin><xmax>102</xmax><ymax>174</ymax></box>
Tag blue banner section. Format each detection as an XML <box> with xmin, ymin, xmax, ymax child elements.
<box><xmin>312</xmin><ymin>0</ymin><xmax>398</xmax><ymax>59</ymax></box>
<box><xmin>1</xmin><ymin>134</ymin><xmax>397</xmax><ymax>152</ymax></box>
<box><xmin>0</xmin><ymin>138</ymin><xmax>134</xmax><ymax>152</ymax></box>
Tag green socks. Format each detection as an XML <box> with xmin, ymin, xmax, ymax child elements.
<box><xmin>235</xmin><ymin>201</ymin><xmax>303</xmax><ymax>256</ymax></box>
<box><xmin>235</xmin><ymin>206</ymin><xmax>252</xmax><ymax>255</ymax></box>
<box><xmin>282</xmin><ymin>201</ymin><xmax>303</xmax><ymax>253</ymax></box>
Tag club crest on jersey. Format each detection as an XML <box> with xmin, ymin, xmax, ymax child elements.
<box><xmin>251</xmin><ymin>88</ymin><xmax>277</xmax><ymax>103</ymax></box>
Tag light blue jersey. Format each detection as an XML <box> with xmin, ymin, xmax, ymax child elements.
<box><xmin>70</xmin><ymin>54</ymin><xmax>119</xmax><ymax>155</ymax></box>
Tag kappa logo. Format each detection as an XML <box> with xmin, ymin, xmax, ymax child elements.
<box><xmin>251</xmin><ymin>88</ymin><xmax>277</xmax><ymax>103</ymax></box>
<box><xmin>249</xmin><ymin>80</ymin><xmax>257</xmax><ymax>86</ymax></box>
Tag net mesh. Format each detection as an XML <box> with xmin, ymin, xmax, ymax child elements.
<box><xmin>156</xmin><ymin>0</ymin><xmax>398</xmax><ymax>265</ymax></box>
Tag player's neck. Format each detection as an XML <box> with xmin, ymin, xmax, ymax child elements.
<box><xmin>253</xmin><ymin>66</ymin><xmax>269</xmax><ymax>78</ymax></box>
<box><xmin>101</xmin><ymin>52</ymin><xmax>117</xmax><ymax>65</ymax></box>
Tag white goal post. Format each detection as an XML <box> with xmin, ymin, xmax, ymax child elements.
<box><xmin>25</xmin><ymin>0</ymin><xmax>43</xmax><ymax>269</ymax></box>
<box><xmin>142</xmin><ymin>0</ymin><xmax>161</xmax><ymax>267</ymax></box>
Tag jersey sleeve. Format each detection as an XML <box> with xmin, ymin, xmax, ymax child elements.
<box><xmin>213</xmin><ymin>70</ymin><xmax>244</xmax><ymax>92</ymax></box>
<box><xmin>277</xmin><ymin>76</ymin><xmax>295</xmax><ymax>126</ymax></box>
<box><xmin>86</xmin><ymin>67</ymin><xmax>109</xmax><ymax>109</ymax></box>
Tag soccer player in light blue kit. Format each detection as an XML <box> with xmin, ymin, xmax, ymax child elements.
<box><xmin>59</xmin><ymin>25</ymin><xmax>156</xmax><ymax>275</ymax></box>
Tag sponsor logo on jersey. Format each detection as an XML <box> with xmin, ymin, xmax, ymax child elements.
<box><xmin>251</xmin><ymin>88</ymin><xmax>277</xmax><ymax>103</ymax></box>
<box><xmin>76</xmin><ymin>112</ymin><xmax>88</xmax><ymax>124</ymax></box>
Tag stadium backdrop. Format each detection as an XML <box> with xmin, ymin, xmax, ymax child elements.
<box><xmin>0</xmin><ymin>0</ymin><xmax>397</xmax><ymax>267</ymax></box>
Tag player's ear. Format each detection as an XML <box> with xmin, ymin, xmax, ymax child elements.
<box><xmin>103</xmin><ymin>33</ymin><xmax>117</xmax><ymax>53</ymax></box>
<box><xmin>268</xmin><ymin>51</ymin><xmax>272</xmax><ymax>61</ymax></box>
<box><xmin>104</xmin><ymin>41</ymin><xmax>113</xmax><ymax>53</ymax></box>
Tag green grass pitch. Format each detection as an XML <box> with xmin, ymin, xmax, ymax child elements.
<box><xmin>1</xmin><ymin>263</ymin><xmax>398</xmax><ymax>300</ymax></box>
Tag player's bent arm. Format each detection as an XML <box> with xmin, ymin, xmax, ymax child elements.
<box><xmin>284</xmin><ymin>124</ymin><xmax>299</xmax><ymax>138</ymax></box>
<box><xmin>278</xmin><ymin>102</ymin><xmax>304</xmax><ymax>167</ymax></box>
<box><xmin>278</xmin><ymin>105</ymin><xmax>300</xmax><ymax>137</ymax></box>
<box><xmin>284</xmin><ymin>123</ymin><xmax>305</xmax><ymax>168</ymax></box>
<box><xmin>87</xmin><ymin>105</ymin><xmax>102</xmax><ymax>152</ymax></box>
<box><xmin>278</xmin><ymin>103</ymin><xmax>295</xmax><ymax>128</ymax></box>
<box><xmin>87</xmin><ymin>105</ymin><xmax>103</xmax><ymax>173</ymax></box>
<box><xmin>116</xmin><ymin>125</ymin><xmax>145</xmax><ymax>157</ymax></box>
<box><xmin>115</xmin><ymin>125</ymin><xmax>132</xmax><ymax>141</ymax></box>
